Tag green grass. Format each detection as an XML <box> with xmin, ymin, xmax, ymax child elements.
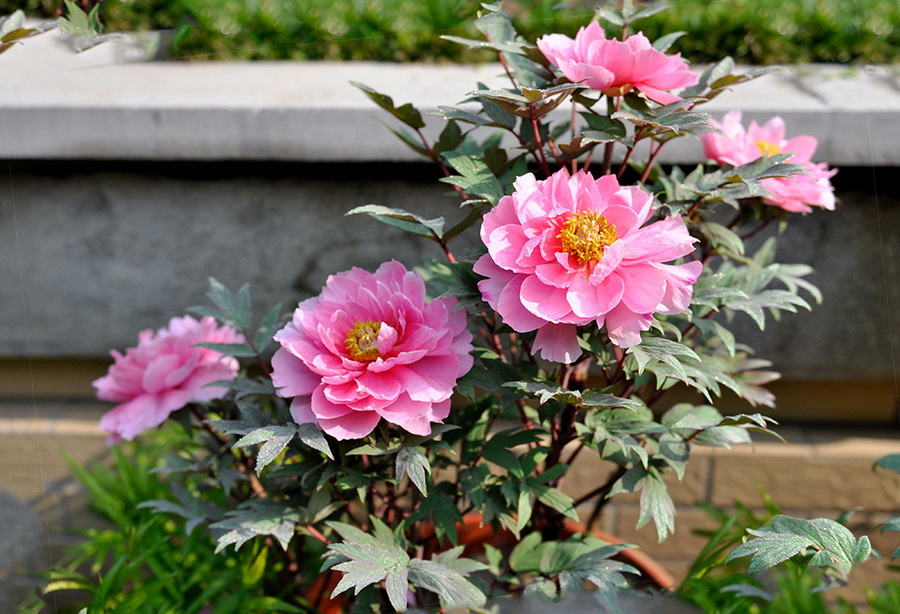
<box><xmin>8</xmin><ymin>0</ymin><xmax>899</xmax><ymax>64</ymax></box>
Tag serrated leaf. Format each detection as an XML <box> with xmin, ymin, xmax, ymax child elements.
<box><xmin>875</xmin><ymin>454</ymin><xmax>900</xmax><ymax>474</ymax></box>
<box><xmin>297</xmin><ymin>422</ymin><xmax>333</xmax><ymax>459</ymax></box>
<box><xmin>205</xmin><ymin>277</ymin><xmax>250</xmax><ymax>329</ymax></box>
<box><xmin>441</xmin><ymin>151</ymin><xmax>504</xmax><ymax>205</ymax></box>
<box><xmin>627</xmin><ymin>337</ymin><xmax>700</xmax><ymax>378</ymax></box>
<box><xmin>207</xmin><ymin>418</ymin><xmax>257</xmax><ymax>436</ymax></box>
<box><xmin>408</xmin><ymin>559</ymin><xmax>487</xmax><ymax>609</ymax></box>
<box><xmin>396</xmin><ymin>446</ymin><xmax>430</xmax><ymax>495</ymax></box>
<box><xmin>253</xmin><ymin>302</ymin><xmax>282</xmax><ymax>352</ymax></box>
<box><xmin>503</xmin><ymin>380</ymin><xmax>642</xmax><ymax>411</ymax></box>
<box><xmin>699</xmin><ymin>222</ymin><xmax>745</xmax><ymax>258</ymax></box>
<box><xmin>255</xmin><ymin>430</ymin><xmax>295</xmax><ymax>474</ymax></box>
<box><xmin>211</xmin><ymin>376</ymin><xmax>275</xmax><ymax>395</ymax></box>
<box><xmin>212</xmin><ymin>501</ymin><xmax>300</xmax><ymax>552</ymax></box>
<box><xmin>233</xmin><ymin>425</ymin><xmax>297</xmax><ymax>449</ymax></box>
<box><xmin>352</xmin><ymin>81</ymin><xmax>425</xmax><ymax>129</ymax></box>
<box><xmin>690</xmin><ymin>319</ymin><xmax>737</xmax><ymax>356</ymax></box>
<box><xmin>346</xmin><ymin>204</ymin><xmax>444</xmax><ymax>239</ymax></box>
<box><xmin>194</xmin><ymin>342</ymin><xmax>256</xmax><ymax>357</ymax></box>
<box><xmin>637</xmin><ymin>470</ymin><xmax>675</xmax><ymax>542</ymax></box>
<box><xmin>727</xmin><ymin>515</ymin><xmax>872</xmax><ymax>577</ymax></box>
<box><xmin>595</xmin><ymin>6</ymin><xmax>625</xmax><ymax>26</ymax></box>
<box><xmin>531</xmin><ymin>484</ymin><xmax>579</xmax><ymax>521</ymax></box>
<box><xmin>441</xmin><ymin>35</ymin><xmax>526</xmax><ymax>55</ymax></box>
<box><xmin>652</xmin><ymin>31</ymin><xmax>686</xmax><ymax>53</ymax></box>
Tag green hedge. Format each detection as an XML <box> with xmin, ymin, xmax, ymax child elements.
<box><xmin>9</xmin><ymin>0</ymin><xmax>900</xmax><ymax>64</ymax></box>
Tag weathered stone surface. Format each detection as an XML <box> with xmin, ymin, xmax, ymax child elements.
<box><xmin>611</xmin><ymin>505</ymin><xmax>715</xmax><ymax>563</ymax></box>
<box><xmin>0</xmin><ymin>489</ymin><xmax>43</xmax><ymax>613</ymax></box>
<box><xmin>1</xmin><ymin>32</ymin><xmax>898</xmax><ymax>166</ymax></box>
<box><xmin>0</xmin><ymin>170</ymin><xmax>472</xmax><ymax>357</ymax></box>
<box><xmin>2</xmin><ymin>165</ymin><xmax>895</xmax><ymax>387</ymax></box>
<box><xmin>710</xmin><ymin>454</ymin><xmax>900</xmax><ymax>511</ymax></box>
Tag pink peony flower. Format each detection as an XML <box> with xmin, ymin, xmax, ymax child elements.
<box><xmin>474</xmin><ymin>170</ymin><xmax>702</xmax><ymax>363</ymax></box>
<box><xmin>94</xmin><ymin>315</ymin><xmax>243</xmax><ymax>443</ymax></box>
<box><xmin>701</xmin><ymin>111</ymin><xmax>837</xmax><ymax>213</ymax></box>
<box><xmin>270</xmin><ymin>261</ymin><xmax>473</xmax><ymax>441</ymax></box>
<box><xmin>536</xmin><ymin>21</ymin><xmax>698</xmax><ymax>104</ymax></box>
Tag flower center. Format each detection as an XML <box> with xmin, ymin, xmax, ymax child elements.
<box><xmin>345</xmin><ymin>320</ymin><xmax>382</xmax><ymax>362</ymax></box>
<box><xmin>756</xmin><ymin>139</ymin><xmax>782</xmax><ymax>156</ymax></box>
<box><xmin>558</xmin><ymin>212</ymin><xmax>618</xmax><ymax>265</ymax></box>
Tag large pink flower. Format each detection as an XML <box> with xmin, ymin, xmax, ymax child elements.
<box><xmin>537</xmin><ymin>21</ymin><xmax>698</xmax><ymax>104</ymax></box>
<box><xmin>270</xmin><ymin>261</ymin><xmax>473</xmax><ymax>441</ymax></box>
<box><xmin>94</xmin><ymin>316</ymin><xmax>242</xmax><ymax>443</ymax></box>
<box><xmin>474</xmin><ymin>170</ymin><xmax>702</xmax><ymax>363</ymax></box>
<box><xmin>701</xmin><ymin>111</ymin><xmax>837</xmax><ymax>213</ymax></box>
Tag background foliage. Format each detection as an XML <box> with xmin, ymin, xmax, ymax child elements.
<box><xmin>7</xmin><ymin>0</ymin><xmax>899</xmax><ymax>64</ymax></box>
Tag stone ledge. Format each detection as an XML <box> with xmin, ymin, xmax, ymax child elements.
<box><xmin>0</xmin><ymin>29</ymin><xmax>897</xmax><ymax>165</ymax></box>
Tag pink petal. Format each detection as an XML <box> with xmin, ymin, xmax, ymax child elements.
<box><xmin>566</xmin><ymin>273</ymin><xmax>622</xmax><ymax>318</ymax></box>
<box><xmin>319</xmin><ymin>411</ymin><xmax>381</xmax><ymax>440</ymax></box>
<box><xmin>271</xmin><ymin>347</ymin><xmax>320</xmax><ymax>397</ymax></box>
<box><xmin>621</xmin><ymin>216</ymin><xmax>696</xmax><ymax>263</ymax></box>
<box><xmin>520</xmin><ymin>276</ymin><xmax>573</xmax><ymax>322</ymax></box>
<box><xmin>604</xmin><ymin>304</ymin><xmax>652</xmax><ymax>348</ymax></box>
<box><xmin>657</xmin><ymin>261</ymin><xmax>703</xmax><ymax>314</ymax></box>
<box><xmin>289</xmin><ymin>397</ymin><xmax>317</xmax><ymax>425</ymax></box>
<box><xmin>532</xmin><ymin>324</ymin><xmax>581</xmax><ymax>364</ymax></box>
<box><xmin>618</xmin><ymin>263</ymin><xmax>669</xmax><ymax>314</ymax></box>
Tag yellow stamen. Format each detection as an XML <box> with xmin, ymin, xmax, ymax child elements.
<box><xmin>345</xmin><ymin>320</ymin><xmax>382</xmax><ymax>362</ymax></box>
<box><xmin>756</xmin><ymin>139</ymin><xmax>782</xmax><ymax>156</ymax></box>
<box><xmin>558</xmin><ymin>212</ymin><xmax>618</xmax><ymax>266</ymax></box>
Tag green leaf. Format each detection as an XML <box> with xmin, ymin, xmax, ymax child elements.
<box><xmin>882</xmin><ymin>518</ymin><xmax>900</xmax><ymax>533</ymax></box>
<box><xmin>408</xmin><ymin>558</ymin><xmax>487</xmax><ymax>609</ymax></box>
<box><xmin>504</xmin><ymin>380</ymin><xmax>642</xmax><ymax>411</ymax></box>
<box><xmin>875</xmin><ymin>454</ymin><xmax>900</xmax><ymax>473</ymax></box>
<box><xmin>59</xmin><ymin>0</ymin><xmax>102</xmax><ymax>37</ymax></box>
<box><xmin>396</xmin><ymin>446</ymin><xmax>430</xmax><ymax>495</ymax></box>
<box><xmin>243</xmin><ymin>596</ymin><xmax>302</xmax><ymax>612</ymax></box>
<box><xmin>690</xmin><ymin>319</ymin><xmax>737</xmax><ymax>356</ymax></box>
<box><xmin>232</xmin><ymin>424</ymin><xmax>297</xmax><ymax>474</ymax></box>
<box><xmin>612</xmin><ymin>98</ymin><xmax>716</xmax><ymax>137</ymax></box>
<box><xmin>211</xmin><ymin>376</ymin><xmax>276</xmax><ymax>395</ymax></box>
<box><xmin>628</xmin><ymin>337</ymin><xmax>701</xmax><ymax>377</ymax></box>
<box><xmin>723</xmin><ymin>155</ymin><xmax>810</xmax><ymax>197</ymax></box>
<box><xmin>727</xmin><ymin>515</ymin><xmax>872</xmax><ymax>579</ymax></box>
<box><xmin>409</xmin><ymin>487</ymin><xmax>464</xmax><ymax>545</ymax></box>
<box><xmin>699</xmin><ymin>222</ymin><xmax>745</xmax><ymax>259</ymax></box>
<box><xmin>203</xmin><ymin>277</ymin><xmax>251</xmax><ymax>329</ymax></box>
<box><xmin>346</xmin><ymin>204</ymin><xmax>444</xmax><ymax>239</ymax></box>
<box><xmin>352</xmin><ymin>81</ymin><xmax>425</xmax><ymax>129</ymax></box>
<box><xmin>595</xmin><ymin>6</ymin><xmax>625</xmax><ymax>26</ymax></box>
<box><xmin>327</xmin><ymin>523</ymin><xmax>409</xmax><ymax>611</ymax></box>
<box><xmin>194</xmin><ymin>342</ymin><xmax>256</xmax><ymax>357</ymax></box>
<box><xmin>481</xmin><ymin>428</ymin><xmax>547</xmax><ymax>479</ymax></box>
<box><xmin>440</xmin><ymin>151</ymin><xmax>504</xmax><ymax>205</ymax></box>
<box><xmin>253</xmin><ymin>302</ymin><xmax>283</xmax><ymax>352</ymax></box>
<box><xmin>652</xmin><ymin>31</ymin><xmax>686</xmax><ymax>53</ymax></box>
<box><xmin>638</xmin><ymin>469</ymin><xmax>675</xmax><ymax>543</ymax></box>
<box><xmin>558</xmin><ymin>544</ymin><xmax>638</xmax><ymax>606</ymax></box>
<box><xmin>212</xmin><ymin>501</ymin><xmax>300</xmax><ymax>552</ymax></box>
<box><xmin>233</xmin><ymin>424</ymin><xmax>296</xmax><ymax>448</ymax></box>
<box><xmin>530</xmin><ymin>484</ymin><xmax>579</xmax><ymax>521</ymax></box>
<box><xmin>440</xmin><ymin>35</ymin><xmax>526</xmax><ymax>55</ymax></box>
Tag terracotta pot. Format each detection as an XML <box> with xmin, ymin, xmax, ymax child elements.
<box><xmin>422</xmin><ymin>513</ymin><xmax>675</xmax><ymax>592</ymax></box>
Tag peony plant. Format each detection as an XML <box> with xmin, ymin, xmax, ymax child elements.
<box><xmin>79</xmin><ymin>2</ymin><xmax>874</xmax><ymax>613</ymax></box>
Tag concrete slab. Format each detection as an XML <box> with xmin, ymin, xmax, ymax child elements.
<box><xmin>0</xmin><ymin>27</ymin><xmax>897</xmax><ymax>165</ymax></box>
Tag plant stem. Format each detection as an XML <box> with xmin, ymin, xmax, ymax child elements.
<box><xmin>529</xmin><ymin>114</ymin><xmax>553</xmax><ymax>177</ymax></box>
<box><xmin>639</xmin><ymin>140</ymin><xmax>667</xmax><ymax>184</ymax></box>
<box><xmin>601</xmin><ymin>96</ymin><xmax>621</xmax><ymax>175</ymax></box>
<box><xmin>585</xmin><ymin>465</ymin><xmax>629</xmax><ymax>528</ymax></box>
